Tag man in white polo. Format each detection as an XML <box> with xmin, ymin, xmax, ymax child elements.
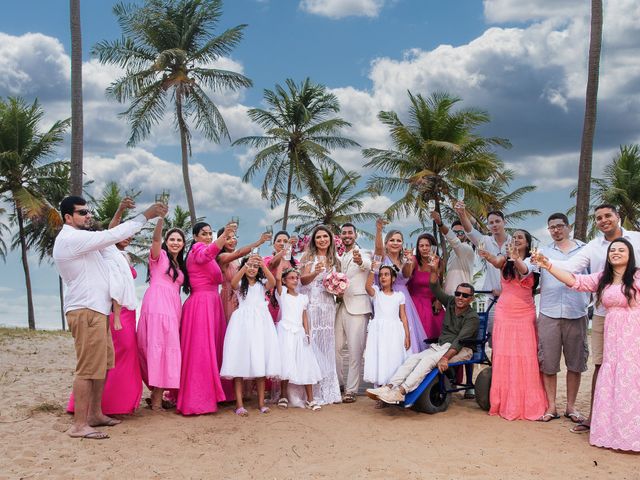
<box><xmin>53</xmin><ymin>195</ymin><xmax>167</xmax><ymax>439</ymax></box>
<box><xmin>552</xmin><ymin>204</ymin><xmax>640</xmax><ymax>432</ymax></box>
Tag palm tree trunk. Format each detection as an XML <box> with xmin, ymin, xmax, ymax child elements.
<box><xmin>59</xmin><ymin>276</ymin><xmax>65</xmax><ymax>331</ymax></box>
<box><xmin>574</xmin><ymin>0</ymin><xmax>603</xmax><ymax>241</ymax></box>
<box><xmin>281</xmin><ymin>155</ymin><xmax>296</xmax><ymax>230</ymax></box>
<box><xmin>69</xmin><ymin>0</ymin><xmax>84</xmax><ymax>195</ymax></box>
<box><xmin>16</xmin><ymin>208</ymin><xmax>36</xmax><ymax>330</ymax></box>
<box><xmin>175</xmin><ymin>89</ymin><xmax>197</xmax><ymax>224</ymax></box>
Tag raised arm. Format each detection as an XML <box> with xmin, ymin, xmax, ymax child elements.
<box><xmin>108</xmin><ymin>197</ymin><xmax>135</xmax><ymax>229</ymax></box>
<box><xmin>454</xmin><ymin>201</ymin><xmax>485</xmax><ymax>246</ymax></box>
<box><xmin>478</xmin><ymin>249</ymin><xmax>506</xmax><ymax>269</ymax></box>
<box><xmin>374</xmin><ymin>218</ymin><xmax>385</xmax><ymax>256</ymax></box>
<box><xmin>365</xmin><ymin>269</ymin><xmax>376</xmax><ymax>297</ymax></box>
<box><xmin>150</xmin><ymin>217</ymin><xmax>164</xmax><ymax>261</ymax></box>
<box><xmin>535</xmin><ymin>254</ymin><xmax>577</xmax><ymax>287</ymax></box>
<box><xmin>260</xmin><ymin>255</ymin><xmax>276</xmax><ymax>290</ymax></box>
<box><xmin>218</xmin><ymin>231</ymin><xmax>272</xmax><ymax>266</ymax></box>
<box><xmin>214</xmin><ymin>223</ymin><xmax>237</xmax><ymax>250</ymax></box>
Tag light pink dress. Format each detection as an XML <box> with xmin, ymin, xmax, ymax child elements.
<box><xmin>177</xmin><ymin>242</ymin><xmax>227</xmax><ymax>415</ymax></box>
<box><xmin>572</xmin><ymin>271</ymin><xmax>640</xmax><ymax>451</ymax></box>
<box><xmin>137</xmin><ymin>250</ymin><xmax>183</xmax><ymax>390</ymax></box>
<box><xmin>489</xmin><ymin>273</ymin><xmax>547</xmax><ymax>420</ymax></box>
<box><xmin>67</xmin><ymin>266</ymin><xmax>142</xmax><ymax>415</ymax></box>
<box><xmin>220</xmin><ymin>260</ymin><xmax>240</xmax><ymax>322</ymax></box>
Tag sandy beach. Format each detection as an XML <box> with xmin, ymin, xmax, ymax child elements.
<box><xmin>0</xmin><ymin>327</ymin><xmax>637</xmax><ymax>480</ymax></box>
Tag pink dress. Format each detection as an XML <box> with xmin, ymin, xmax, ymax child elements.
<box><xmin>177</xmin><ymin>242</ymin><xmax>227</xmax><ymax>415</ymax></box>
<box><xmin>407</xmin><ymin>267</ymin><xmax>445</xmax><ymax>339</ymax></box>
<box><xmin>67</xmin><ymin>266</ymin><xmax>142</xmax><ymax>415</ymax></box>
<box><xmin>572</xmin><ymin>272</ymin><xmax>640</xmax><ymax>451</ymax></box>
<box><xmin>489</xmin><ymin>273</ymin><xmax>547</xmax><ymax>420</ymax></box>
<box><xmin>137</xmin><ymin>250</ymin><xmax>183</xmax><ymax>390</ymax></box>
<box><xmin>220</xmin><ymin>260</ymin><xmax>240</xmax><ymax>322</ymax></box>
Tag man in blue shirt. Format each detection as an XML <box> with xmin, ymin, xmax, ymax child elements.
<box><xmin>536</xmin><ymin>213</ymin><xmax>589</xmax><ymax>423</ymax></box>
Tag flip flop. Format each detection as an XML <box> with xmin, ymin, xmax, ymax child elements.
<box><xmin>564</xmin><ymin>412</ymin><xmax>586</xmax><ymax>424</ymax></box>
<box><xmin>570</xmin><ymin>423</ymin><xmax>590</xmax><ymax>434</ymax></box>
<box><xmin>69</xmin><ymin>431</ymin><xmax>109</xmax><ymax>440</ymax></box>
<box><xmin>536</xmin><ymin>413</ymin><xmax>560</xmax><ymax>422</ymax></box>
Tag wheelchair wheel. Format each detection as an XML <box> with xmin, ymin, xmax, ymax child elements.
<box><xmin>412</xmin><ymin>375</ymin><xmax>451</xmax><ymax>414</ymax></box>
<box><xmin>474</xmin><ymin>367</ymin><xmax>492</xmax><ymax>411</ymax></box>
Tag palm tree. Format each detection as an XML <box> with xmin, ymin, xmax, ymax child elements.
<box><xmin>278</xmin><ymin>167</ymin><xmax>378</xmax><ymax>237</ymax></box>
<box><xmin>574</xmin><ymin>0</ymin><xmax>603</xmax><ymax>241</ymax></box>
<box><xmin>0</xmin><ymin>97</ymin><xmax>70</xmax><ymax>329</ymax></box>
<box><xmin>364</xmin><ymin>91</ymin><xmax>510</xmax><ymax>255</ymax></box>
<box><xmin>591</xmin><ymin>144</ymin><xmax>640</xmax><ymax>229</ymax></box>
<box><xmin>234</xmin><ymin>78</ymin><xmax>359</xmax><ymax>230</ymax></box>
<box><xmin>93</xmin><ymin>0</ymin><xmax>252</xmax><ymax>224</ymax></box>
<box><xmin>0</xmin><ymin>207</ymin><xmax>10</xmax><ymax>261</ymax></box>
<box><xmin>69</xmin><ymin>0</ymin><xmax>84</xmax><ymax>195</ymax></box>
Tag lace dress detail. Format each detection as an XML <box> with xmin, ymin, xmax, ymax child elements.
<box><xmin>299</xmin><ymin>266</ymin><xmax>342</xmax><ymax>405</ymax></box>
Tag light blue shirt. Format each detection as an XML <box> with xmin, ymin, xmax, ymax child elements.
<box><xmin>539</xmin><ymin>240</ymin><xmax>589</xmax><ymax>319</ymax></box>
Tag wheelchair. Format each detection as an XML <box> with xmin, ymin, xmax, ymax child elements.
<box><xmin>400</xmin><ymin>291</ymin><xmax>496</xmax><ymax>414</ymax></box>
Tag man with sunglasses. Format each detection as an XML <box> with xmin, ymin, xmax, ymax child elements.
<box><xmin>53</xmin><ymin>195</ymin><xmax>168</xmax><ymax>440</ymax></box>
<box><xmin>367</xmin><ymin>257</ymin><xmax>479</xmax><ymax>405</ymax></box>
<box><xmin>431</xmin><ymin>211</ymin><xmax>475</xmax><ymax>295</ymax></box>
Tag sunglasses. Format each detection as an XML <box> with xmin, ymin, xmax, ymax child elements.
<box><xmin>454</xmin><ymin>291</ymin><xmax>472</xmax><ymax>298</ymax></box>
<box><xmin>74</xmin><ymin>209</ymin><xmax>90</xmax><ymax>216</ymax></box>
<box><xmin>453</xmin><ymin>230</ymin><xmax>466</xmax><ymax>236</ymax></box>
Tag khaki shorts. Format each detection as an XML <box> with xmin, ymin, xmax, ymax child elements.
<box><xmin>67</xmin><ymin>308</ymin><xmax>114</xmax><ymax>380</ymax></box>
<box><xmin>591</xmin><ymin>314</ymin><xmax>605</xmax><ymax>366</ymax></box>
<box><xmin>537</xmin><ymin>313</ymin><xmax>589</xmax><ymax>374</ymax></box>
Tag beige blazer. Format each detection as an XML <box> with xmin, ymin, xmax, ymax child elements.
<box><xmin>339</xmin><ymin>249</ymin><xmax>372</xmax><ymax>316</ymax></box>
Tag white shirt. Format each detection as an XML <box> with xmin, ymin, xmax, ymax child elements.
<box><xmin>466</xmin><ymin>228</ymin><xmax>511</xmax><ymax>294</ymax></box>
<box><xmin>539</xmin><ymin>240</ymin><xmax>589</xmax><ymax>319</ymax></box>
<box><xmin>553</xmin><ymin>228</ymin><xmax>640</xmax><ymax>316</ymax></box>
<box><xmin>443</xmin><ymin>229</ymin><xmax>476</xmax><ymax>295</ymax></box>
<box><xmin>53</xmin><ymin>214</ymin><xmax>147</xmax><ymax>315</ymax></box>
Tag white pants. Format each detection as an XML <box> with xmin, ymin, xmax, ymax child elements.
<box><xmin>335</xmin><ymin>304</ymin><xmax>368</xmax><ymax>394</ymax></box>
<box><xmin>389</xmin><ymin>343</ymin><xmax>473</xmax><ymax>393</ymax></box>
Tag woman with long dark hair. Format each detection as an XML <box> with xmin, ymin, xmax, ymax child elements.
<box><xmin>177</xmin><ymin>221</ymin><xmax>235</xmax><ymax>415</ymax></box>
<box><xmin>406</xmin><ymin>233</ymin><xmax>445</xmax><ymax>338</ymax></box>
<box><xmin>137</xmin><ymin>218</ymin><xmax>188</xmax><ymax>411</ymax></box>
<box><xmin>479</xmin><ymin>229</ymin><xmax>547</xmax><ymax>421</ymax></box>
<box><xmin>299</xmin><ymin>225</ymin><xmax>342</xmax><ymax>405</ymax></box>
<box><xmin>373</xmin><ymin>218</ymin><xmax>427</xmax><ymax>354</ymax></box>
<box><xmin>535</xmin><ymin>237</ymin><xmax>640</xmax><ymax>451</ymax></box>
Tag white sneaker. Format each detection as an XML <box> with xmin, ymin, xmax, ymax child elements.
<box><xmin>365</xmin><ymin>385</ymin><xmax>391</xmax><ymax>400</ymax></box>
<box><xmin>378</xmin><ymin>387</ymin><xmax>405</xmax><ymax>405</ymax></box>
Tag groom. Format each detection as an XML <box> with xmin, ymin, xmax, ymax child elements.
<box><xmin>335</xmin><ymin>223</ymin><xmax>372</xmax><ymax>403</ymax></box>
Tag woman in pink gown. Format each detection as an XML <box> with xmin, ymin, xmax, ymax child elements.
<box><xmin>407</xmin><ymin>233</ymin><xmax>445</xmax><ymax>339</ymax></box>
<box><xmin>137</xmin><ymin>219</ymin><xmax>187</xmax><ymax>410</ymax></box>
<box><xmin>537</xmin><ymin>237</ymin><xmax>640</xmax><ymax>451</ymax></box>
<box><xmin>177</xmin><ymin>222</ymin><xmax>236</xmax><ymax>415</ymax></box>
<box><xmin>480</xmin><ymin>229</ymin><xmax>547</xmax><ymax>421</ymax></box>
<box><xmin>264</xmin><ymin>231</ymin><xmax>298</xmax><ymax>322</ymax></box>
<box><xmin>67</xmin><ymin>239</ymin><xmax>142</xmax><ymax>415</ymax></box>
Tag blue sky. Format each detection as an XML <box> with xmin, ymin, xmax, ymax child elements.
<box><xmin>2</xmin><ymin>0</ymin><xmax>640</xmax><ymax>329</ymax></box>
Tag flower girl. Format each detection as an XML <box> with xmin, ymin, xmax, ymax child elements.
<box><xmin>364</xmin><ymin>264</ymin><xmax>411</xmax><ymax>407</ymax></box>
<box><xmin>275</xmin><ymin>266</ymin><xmax>323</xmax><ymax>411</ymax></box>
<box><xmin>220</xmin><ymin>255</ymin><xmax>281</xmax><ymax>416</ymax></box>
<box><xmin>101</xmin><ymin>244</ymin><xmax>137</xmax><ymax>331</ymax></box>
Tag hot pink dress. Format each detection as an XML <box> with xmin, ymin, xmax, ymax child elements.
<box><xmin>177</xmin><ymin>242</ymin><xmax>227</xmax><ymax>415</ymax></box>
<box><xmin>137</xmin><ymin>250</ymin><xmax>183</xmax><ymax>390</ymax></box>
<box><xmin>407</xmin><ymin>266</ymin><xmax>445</xmax><ymax>339</ymax></box>
<box><xmin>67</xmin><ymin>266</ymin><xmax>142</xmax><ymax>415</ymax></box>
<box><xmin>572</xmin><ymin>272</ymin><xmax>640</xmax><ymax>451</ymax></box>
<box><xmin>489</xmin><ymin>273</ymin><xmax>547</xmax><ymax>420</ymax></box>
<box><xmin>220</xmin><ymin>260</ymin><xmax>240</xmax><ymax>322</ymax></box>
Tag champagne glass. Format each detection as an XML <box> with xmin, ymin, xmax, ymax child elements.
<box><xmin>265</xmin><ymin>225</ymin><xmax>273</xmax><ymax>234</ymax></box>
<box><xmin>230</xmin><ymin>216</ymin><xmax>240</xmax><ymax>229</ymax></box>
<box><xmin>316</xmin><ymin>255</ymin><xmax>326</xmax><ymax>272</ymax></box>
<box><xmin>456</xmin><ymin>188</ymin><xmax>465</xmax><ymax>202</ymax></box>
<box><xmin>373</xmin><ymin>254</ymin><xmax>382</xmax><ymax>273</ymax></box>
<box><xmin>428</xmin><ymin>199</ymin><xmax>436</xmax><ymax>212</ymax></box>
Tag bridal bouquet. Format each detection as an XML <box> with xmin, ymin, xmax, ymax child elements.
<box><xmin>323</xmin><ymin>271</ymin><xmax>349</xmax><ymax>296</ymax></box>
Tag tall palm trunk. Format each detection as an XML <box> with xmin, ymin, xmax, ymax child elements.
<box><xmin>281</xmin><ymin>154</ymin><xmax>296</xmax><ymax>230</ymax></box>
<box><xmin>16</xmin><ymin>208</ymin><xmax>36</xmax><ymax>330</ymax></box>
<box><xmin>59</xmin><ymin>276</ymin><xmax>65</xmax><ymax>331</ymax></box>
<box><xmin>574</xmin><ymin>0</ymin><xmax>603</xmax><ymax>241</ymax></box>
<box><xmin>175</xmin><ymin>90</ymin><xmax>197</xmax><ymax>224</ymax></box>
<box><xmin>69</xmin><ymin>0</ymin><xmax>84</xmax><ymax>195</ymax></box>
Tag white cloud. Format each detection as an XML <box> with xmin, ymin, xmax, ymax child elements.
<box><xmin>299</xmin><ymin>0</ymin><xmax>385</xmax><ymax>19</ymax></box>
<box><xmin>483</xmin><ymin>0</ymin><xmax>587</xmax><ymax>23</ymax></box>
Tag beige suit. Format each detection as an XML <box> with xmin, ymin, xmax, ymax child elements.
<box><xmin>335</xmin><ymin>249</ymin><xmax>372</xmax><ymax>394</ymax></box>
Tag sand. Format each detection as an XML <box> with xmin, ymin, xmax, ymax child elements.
<box><xmin>0</xmin><ymin>328</ymin><xmax>637</xmax><ymax>480</ymax></box>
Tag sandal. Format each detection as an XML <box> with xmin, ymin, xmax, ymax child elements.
<box><xmin>570</xmin><ymin>423</ymin><xmax>590</xmax><ymax>434</ymax></box>
<box><xmin>343</xmin><ymin>392</ymin><xmax>357</xmax><ymax>403</ymax></box>
<box><xmin>564</xmin><ymin>411</ymin><xmax>586</xmax><ymax>424</ymax></box>
<box><xmin>234</xmin><ymin>407</ymin><xmax>249</xmax><ymax>417</ymax></box>
<box><xmin>305</xmin><ymin>401</ymin><xmax>321</xmax><ymax>411</ymax></box>
<box><xmin>277</xmin><ymin>397</ymin><xmax>289</xmax><ymax>409</ymax></box>
<box><xmin>259</xmin><ymin>406</ymin><xmax>271</xmax><ymax>414</ymax></box>
<box><xmin>374</xmin><ymin>400</ymin><xmax>389</xmax><ymax>409</ymax></box>
<box><xmin>536</xmin><ymin>413</ymin><xmax>560</xmax><ymax>422</ymax></box>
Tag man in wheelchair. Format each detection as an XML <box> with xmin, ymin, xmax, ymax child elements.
<box><xmin>367</xmin><ymin>258</ymin><xmax>479</xmax><ymax>405</ymax></box>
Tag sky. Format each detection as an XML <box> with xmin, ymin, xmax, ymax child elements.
<box><xmin>1</xmin><ymin>0</ymin><xmax>639</xmax><ymax>329</ymax></box>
